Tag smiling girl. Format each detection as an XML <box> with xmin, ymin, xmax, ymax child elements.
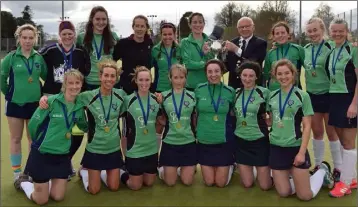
<box><xmin>180</xmin><ymin>12</ymin><xmax>214</xmax><ymax>91</ymax></box>
<box><xmin>267</xmin><ymin>59</ymin><xmax>332</xmax><ymax>201</ymax></box>
<box><xmin>77</xmin><ymin>6</ymin><xmax>119</xmax><ymax>89</ymax></box>
<box><xmin>263</xmin><ymin>21</ymin><xmax>305</xmax><ymax>91</ymax></box>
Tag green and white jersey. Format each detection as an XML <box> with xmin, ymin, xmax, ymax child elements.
<box><xmin>124</xmin><ymin>92</ymin><xmax>160</xmax><ymax>158</ymax></box>
<box><xmin>195</xmin><ymin>82</ymin><xmax>235</xmax><ymax>144</ymax></box>
<box><xmin>327</xmin><ymin>42</ymin><xmax>358</xmax><ymax>94</ymax></box>
<box><xmin>263</xmin><ymin>42</ymin><xmax>305</xmax><ymax>91</ymax></box>
<box><xmin>78</xmin><ymin>88</ymin><xmax>126</xmax><ymax>154</ymax></box>
<box><xmin>303</xmin><ymin>41</ymin><xmax>332</xmax><ymax>94</ymax></box>
<box><xmin>234</xmin><ymin>86</ymin><xmax>270</xmax><ymax>141</ymax></box>
<box><xmin>161</xmin><ymin>89</ymin><xmax>196</xmax><ymax>145</ymax></box>
<box><xmin>268</xmin><ymin>87</ymin><xmax>314</xmax><ymax>147</ymax></box>
<box><xmin>76</xmin><ymin>32</ymin><xmax>119</xmax><ymax>86</ymax></box>
<box><xmin>0</xmin><ymin>47</ymin><xmax>47</xmax><ymax>105</ymax></box>
<box><xmin>29</xmin><ymin>93</ymin><xmax>87</xmax><ymax>154</ymax></box>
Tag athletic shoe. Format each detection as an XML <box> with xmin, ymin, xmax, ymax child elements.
<box><xmin>309</xmin><ymin>165</ymin><xmax>320</xmax><ymax>175</ymax></box>
<box><xmin>350</xmin><ymin>178</ymin><xmax>357</xmax><ymax>189</ymax></box>
<box><xmin>329</xmin><ymin>181</ymin><xmax>351</xmax><ymax>198</ymax></box>
<box><xmin>319</xmin><ymin>161</ymin><xmax>334</xmax><ymax>189</ymax></box>
<box><xmin>332</xmin><ymin>168</ymin><xmax>341</xmax><ymax>183</ymax></box>
<box><xmin>14</xmin><ymin>173</ymin><xmax>31</xmax><ymax>190</ymax></box>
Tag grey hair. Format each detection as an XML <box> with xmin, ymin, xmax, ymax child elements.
<box><xmin>237</xmin><ymin>17</ymin><xmax>254</xmax><ymax>27</ymax></box>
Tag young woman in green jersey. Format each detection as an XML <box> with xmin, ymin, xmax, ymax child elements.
<box><xmin>303</xmin><ymin>17</ymin><xmax>343</xmax><ymax>184</ymax></box>
<box><xmin>16</xmin><ymin>70</ymin><xmax>87</xmax><ymax>205</ymax></box>
<box><xmin>40</xmin><ymin>59</ymin><xmax>126</xmax><ymax>195</ymax></box>
<box><xmin>195</xmin><ymin>59</ymin><xmax>235</xmax><ymax>187</ymax></box>
<box><xmin>180</xmin><ymin>12</ymin><xmax>214</xmax><ymax>91</ymax></box>
<box><xmin>77</xmin><ymin>6</ymin><xmax>119</xmax><ymax>90</ymax></box>
<box><xmin>151</xmin><ymin>22</ymin><xmax>181</xmax><ymax>148</ymax></box>
<box><xmin>268</xmin><ymin>59</ymin><xmax>333</xmax><ymax>201</ymax></box>
<box><xmin>0</xmin><ymin>24</ymin><xmax>47</xmax><ymax>186</ymax></box>
<box><xmin>120</xmin><ymin>66</ymin><xmax>161</xmax><ymax>191</ymax></box>
<box><xmin>155</xmin><ymin>64</ymin><xmax>197</xmax><ymax>186</ymax></box>
<box><xmin>233</xmin><ymin>61</ymin><xmax>272</xmax><ymax>190</ymax></box>
<box><xmin>326</xmin><ymin>18</ymin><xmax>358</xmax><ymax>198</ymax></box>
<box><xmin>263</xmin><ymin>21</ymin><xmax>305</xmax><ymax>91</ymax></box>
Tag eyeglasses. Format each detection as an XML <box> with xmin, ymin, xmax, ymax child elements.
<box><xmin>238</xmin><ymin>25</ymin><xmax>253</xmax><ymax>30</ymax></box>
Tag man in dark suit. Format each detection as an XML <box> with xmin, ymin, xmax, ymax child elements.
<box><xmin>224</xmin><ymin>17</ymin><xmax>267</xmax><ymax>89</ymax></box>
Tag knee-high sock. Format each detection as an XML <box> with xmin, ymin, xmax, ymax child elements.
<box><xmin>80</xmin><ymin>169</ymin><xmax>89</xmax><ymax>192</ymax></box>
<box><xmin>11</xmin><ymin>154</ymin><xmax>22</xmax><ymax>179</ymax></box>
<box><xmin>329</xmin><ymin>140</ymin><xmax>343</xmax><ymax>171</ymax></box>
<box><xmin>20</xmin><ymin>181</ymin><xmax>34</xmax><ymax>200</ymax></box>
<box><xmin>312</xmin><ymin>138</ymin><xmax>325</xmax><ymax>166</ymax></box>
<box><xmin>341</xmin><ymin>149</ymin><xmax>357</xmax><ymax>185</ymax></box>
<box><xmin>100</xmin><ymin>170</ymin><xmax>108</xmax><ymax>186</ymax></box>
<box><xmin>310</xmin><ymin>169</ymin><xmax>325</xmax><ymax>198</ymax></box>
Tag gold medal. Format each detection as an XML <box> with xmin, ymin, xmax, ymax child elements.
<box><xmin>213</xmin><ymin>115</ymin><xmax>219</xmax><ymax>121</ymax></box>
<box><xmin>242</xmin><ymin>121</ymin><xmax>247</xmax><ymax>127</ymax></box>
<box><xmin>65</xmin><ymin>132</ymin><xmax>71</xmax><ymax>139</ymax></box>
<box><xmin>278</xmin><ymin>121</ymin><xmax>284</xmax><ymax>128</ymax></box>
<box><xmin>143</xmin><ymin>128</ymin><xmax>149</xmax><ymax>135</ymax></box>
<box><xmin>104</xmin><ymin>126</ymin><xmax>110</xmax><ymax>133</ymax></box>
<box><xmin>176</xmin><ymin>121</ymin><xmax>182</xmax><ymax>129</ymax></box>
<box><xmin>332</xmin><ymin>78</ymin><xmax>336</xmax><ymax>84</ymax></box>
<box><xmin>28</xmin><ymin>76</ymin><xmax>33</xmax><ymax>83</ymax></box>
<box><xmin>311</xmin><ymin>71</ymin><xmax>316</xmax><ymax>77</ymax></box>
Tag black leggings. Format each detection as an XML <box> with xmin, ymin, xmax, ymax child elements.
<box><xmin>69</xmin><ymin>135</ymin><xmax>84</xmax><ymax>159</ymax></box>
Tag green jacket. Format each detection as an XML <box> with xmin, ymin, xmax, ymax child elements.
<box><xmin>180</xmin><ymin>33</ymin><xmax>214</xmax><ymax>89</ymax></box>
<box><xmin>1</xmin><ymin>47</ymin><xmax>47</xmax><ymax>105</ymax></box>
<box><xmin>29</xmin><ymin>93</ymin><xmax>87</xmax><ymax>154</ymax></box>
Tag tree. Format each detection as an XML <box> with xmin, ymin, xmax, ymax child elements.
<box><xmin>16</xmin><ymin>5</ymin><xmax>35</xmax><ymax>26</ymax></box>
<box><xmin>312</xmin><ymin>2</ymin><xmax>335</xmax><ymax>33</ymax></box>
<box><xmin>1</xmin><ymin>11</ymin><xmax>17</xmax><ymax>38</ymax></box>
<box><xmin>253</xmin><ymin>0</ymin><xmax>296</xmax><ymax>42</ymax></box>
<box><xmin>214</xmin><ymin>2</ymin><xmax>253</xmax><ymax>28</ymax></box>
<box><xmin>178</xmin><ymin>11</ymin><xmax>193</xmax><ymax>41</ymax></box>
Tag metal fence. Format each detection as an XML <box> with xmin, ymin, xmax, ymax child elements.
<box><xmin>337</xmin><ymin>8</ymin><xmax>358</xmax><ymax>32</ymax></box>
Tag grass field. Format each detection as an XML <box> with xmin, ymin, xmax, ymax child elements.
<box><xmin>0</xmin><ymin>62</ymin><xmax>356</xmax><ymax>206</ymax></box>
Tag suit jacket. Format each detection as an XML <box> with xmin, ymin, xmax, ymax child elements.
<box><xmin>224</xmin><ymin>35</ymin><xmax>267</xmax><ymax>89</ymax></box>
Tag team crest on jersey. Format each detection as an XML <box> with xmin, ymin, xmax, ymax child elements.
<box><xmin>287</xmin><ymin>100</ymin><xmax>294</xmax><ymax>107</ymax></box>
<box><xmin>35</xmin><ymin>62</ymin><xmax>40</xmax><ymax>69</ymax></box>
<box><xmin>112</xmin><ymin>103</ymin><xmax>118</xmax><ymax>111</ymax></box>
<box><xmin>249</xmin><ymin>97</ymin><xmax>255</xmax><ymax>103</ymax></box>
<box><xmin>183</xmin><ymin>101</ymin><xmax>190</xmax><ymax>108</ymax></box>
<box><xmin>150</xmin><ymin>104</ymin><xmax>156</xmax><ymax>112</ymax></box>
<box><xmin>53</xmin><ymin>64</ymin><xmax>65</xmax><ymax>83</ymax></box>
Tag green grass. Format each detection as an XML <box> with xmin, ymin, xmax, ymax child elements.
<box><xmin>0</xmin><ymin>65</ymin><xmax>356</xmax><ymax>206</ymax></box>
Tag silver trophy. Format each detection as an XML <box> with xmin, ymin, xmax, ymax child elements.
<box><xmin>207</xmin><ymin>25</ymin><xmax>227</xmax><ymax>60</ymax></box>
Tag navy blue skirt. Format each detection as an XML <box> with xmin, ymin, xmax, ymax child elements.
<box><xmin>159</xmin><ymin>142</ymin><xmax>197</xmax><ymax>167</ymax></box>
<box><xmin>197</xmin><ymin>142</ymin><xmax>234</xmax><ymax>167</ymax></box>
<box><xmin>81</xmin><ymin>150</ymin><xmax>124</xmax><ymax>171</ymax></box>
<box><xmin>329</xmin><ymin>93</ymin><xmax>357</xmax><ymax>128</ymax></box>
<box><xmin>5</xmin><ymin>101</ymin><xmax>38</xmax><ymax>119</ymax></box>
<box><xmin>307</xmin><ymin>92</ymin><xmax>330</xmax><ymax>113</ymax></box>
<box><xmin>269</xmin><ymin>144</ymin><xmax>311</xmax><ymax>170</ymax></box>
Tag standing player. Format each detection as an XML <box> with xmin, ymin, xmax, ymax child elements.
<box><xmin>267</xmin><ymin>59</ymin><xmax>333</xmax><ymax>201</ymax></box>
<box><xmin>180</xmin><ymin>12</ymin><xmax>214</xmax><ymax>91</ymax></box>
<box><xmin>113</xmin><ymin>15</ymin><xmax>153</xmax><ymax>94</ymax></box>
<box><xmin>303</xmin><ymin>17</ymin><xmax>343</xmax><ymax>182</ymax></box>
<box><xmin>233</xmin><ymin>61</ymin><xmax>272</xmax><ymax>190</ymax></box>
<box><xmin>15</xmin><ymin>70</ymin><xmax>87</xmax><ymax>205</ymax></box>
<box><xmin>77</xmin><ymin>6</ymin><xmax>119</xmax><ymax>89</ymax></box>
<box><xmin>119</xmin><ymin>66</ymin><xmax>161</xmax><ymax>191</ymax></box>
<box><xmin>327</xmin><ymin>18</ymin><xmax>358</xmax><ymax>197</ymax></box>
<box><xmin>195</xmin><ymin>59</ymin><xmax>235</xmax><ymax>187</ymax></box>
<box><xmin>263</xmin><ymin>21</ymin><xmax>305</xmax><ymax>91</ymax></box>
<box><xmin>151</xmin><ymin>22</ymin><xmax>182</xmax><ymax>148</ymax></box>
<box><xmin>40</xmin><ymin>20</ymin><xmax>91</xmax><ymax>177</ymax></box>
<box><xmin>0</xmin><ymin>24</ymin><xmax>47</xmax><ymax>186</ymax></box>
<box><xmin>156</xmin><ymin>64</ymin><xmax>197</xmax><ymax>186</ymax></box>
